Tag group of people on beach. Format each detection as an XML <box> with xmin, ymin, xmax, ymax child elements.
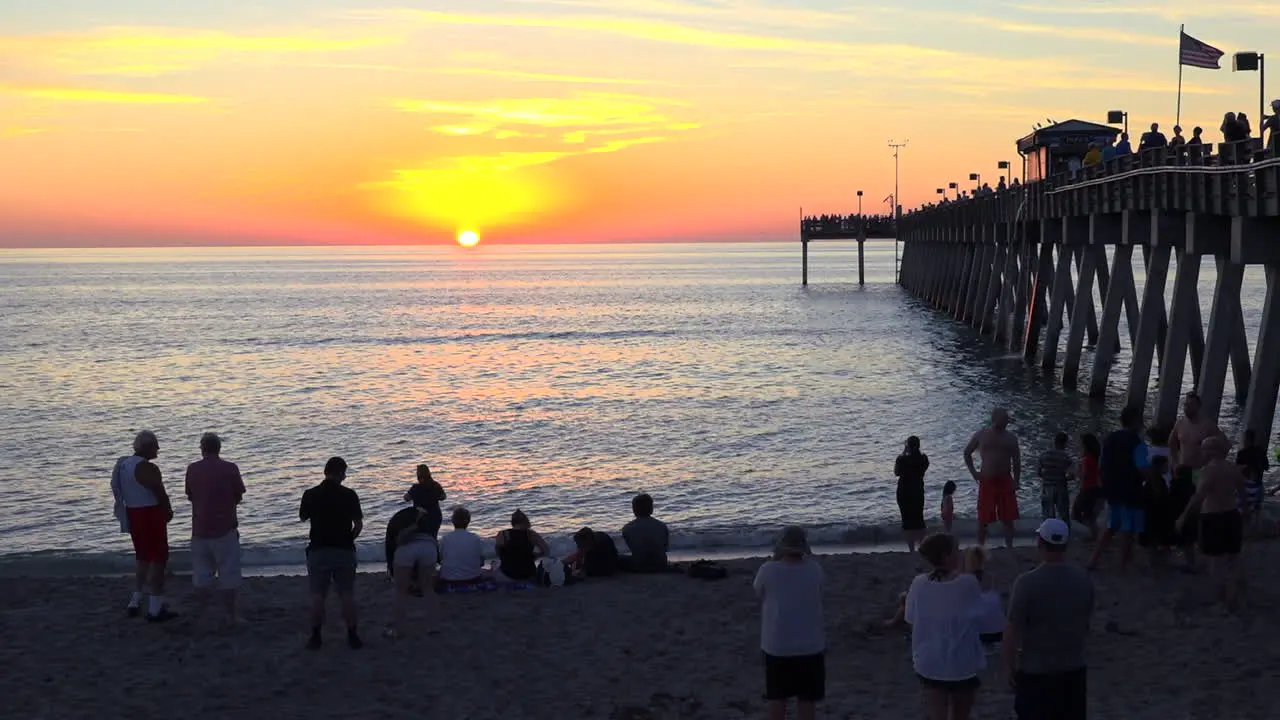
<box><xmin>855</xmin><ymin>395</ymin><xmax>1274</xmax><ymax>720</ymax></box>
<box><xmin>109</xmin><ymin>431</ymin><xmax>671</xmax><ymax>646</ymax></box>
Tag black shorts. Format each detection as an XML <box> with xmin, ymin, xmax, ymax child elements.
<box><xmin>1199</xmin><ymin>510</ymin><xmax>1243</xmax><ymax>557</ymax></box>
<box><xmin>980</xmin><ymin>631</ymin><xmax>1003</xmax><ymax>644</ymax></box>
<box><xmin>1015</xmin><ymin>667</ymin><xmax>1086</xmax><ymax>720</ymax></box>
<box><xmin>917</xmin><ymin>674</ymin><xmax>980</xmax><ymax>693</ymax></box>
<box><xmin>763</xmin><ymin>652</ymin><xmax>825</xmax><ymax>702</ymax></box>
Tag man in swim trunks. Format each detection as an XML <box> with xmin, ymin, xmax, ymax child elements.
<box><xmin>1177</xmin><ymin>436</ymin><xmax>1247</xmax><ymax>609</ymax></box>
<box><xmin>1088</xmin><ymin>406</ymin><xmax>1150</xmax><ymax>574</ymax></box>
<box><xmin>1169</xmin><ymin>392</ymin><xmax>1226</xmax><ymax>487</ymax></box>
<box><xmin>964</xmin><ymin>408</ymin><xmax>1022</xmax><ymax>548</ymax></box>
<box><xmin>110</xmin><ymin>430</ymin><xmax>177</xmax><ymax>622</ymax></box>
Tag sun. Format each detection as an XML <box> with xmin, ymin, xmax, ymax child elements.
<box><xmin>457</xmin><ymin>229</ymin><xmax>480</xmax><ymax>247</ymax></box>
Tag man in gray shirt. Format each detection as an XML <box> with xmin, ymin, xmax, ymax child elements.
<box><xmin>621</xmin><ymin>493</ymin><xmax>669</xmax><ymax>572</ymax></box>
<box><xmin>1004</xmin><ymin>518</ymin><xmax>1094</xmax><ymax>720</ymax></box>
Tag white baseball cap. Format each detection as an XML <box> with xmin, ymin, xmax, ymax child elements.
<box><xmin>1037</xmin><ymin>519</ymin><xmax>1070</xmax><ymax>545</ymax></box>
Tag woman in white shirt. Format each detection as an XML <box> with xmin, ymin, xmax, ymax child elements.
<box><xmin>906</xmin><ymin>533</ymin><xmax>985</xmax><ymax>720</ymax></box>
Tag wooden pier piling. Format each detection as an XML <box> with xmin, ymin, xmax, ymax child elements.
<box><xmin>895</xmin><ymin>139</ymin><xmax>1280</xmax><ymax>453</ymax></box>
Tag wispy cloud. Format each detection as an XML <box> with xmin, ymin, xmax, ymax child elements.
<box><xmin>957</xmin><ymin>15</ymin><xmax>1173</xmax><ymax>45</ymax></box>
<box><xmin>0</xmin><ymin>84</ymin><xmax>208</xmax><ymax>104</ymax></box>
<box><xmin>0</xmin><ymin>26</ymin><xmax>397</xmax><ymax>76</ymax></box>
<box><xmin>310</xmin><ymin>62</ymin><xmax>673</xmax><ymax>86</ymax></box>
<box><xmin>515</xmin><ymin>0</ymin><xmax>860</xmax><ymax>30</ymax></box>
<box><xmin>1008</xmin><ymin>1</ymin><xmax>1280</xmax><ymax>22</ymax></box>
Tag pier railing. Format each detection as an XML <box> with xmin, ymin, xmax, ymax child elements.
<box><xmin>895</xmin><ymin>139</ymin><xmax>1280</xmax><ymax>455</ymax></box>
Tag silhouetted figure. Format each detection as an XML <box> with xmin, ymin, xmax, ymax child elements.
<box><xmin>1169</xmin><ymin>125</ymin><xmax>1186</xmax><ymax>147</ymax></box>
<box><xmin>1114</xmin><ymin>132</ymin><xmax>1132</xmax><ymax>156</ymax></box>
<box><xmin>1188</xmin><ymin>126</ymin><xmax>1204</xmax><ymax>146</ymax></box>
<box><xmin>1139</xmin><ymin>122</ymin><xmax>1167</xmax><ymax>151</ymax></box>
<box><xmin>1221</xmin><ymin>112</ymin><xmax>1244</xmax><ymax>143</ymax></box>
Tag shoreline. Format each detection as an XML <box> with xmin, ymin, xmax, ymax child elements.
<box><xmin>5</xmin><ymin>539</ymin><xmax>1280</xmax><ymax>718</ymax></box>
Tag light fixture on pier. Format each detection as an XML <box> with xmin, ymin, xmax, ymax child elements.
<box><xmin>1232</xmin><ymin>52</ymin><xmax>1266</xmax><ymax>135</ymax></box>
<box><xmin>997</xmin><ymin>160</ymin><xmax>1017</xmax><ymax>185</ymax></box>
<box><xmin>1107</xmin><ymin>110</ymin><xmax>1128</xmax><ymax>136</ymax></box>
<box><xmin>857</xmin><ymin>189</ymin><xmax>863</xmax><ymax>218</ymax></box>
<box><xmin>968</xmin><ymin>172</ymin><xmax>981</xmax><ymax>190</ymax></box>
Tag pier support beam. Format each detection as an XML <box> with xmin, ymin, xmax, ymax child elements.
<box><xmin>1126</xmin><ymin>243</ymin><xmax>1172</xmax><ymax>411</ymax></box>
<box><xmin>1198</xmin><ymin>256</ymin><xmax>1245</xmax><ymax>423</ymax></box>
<box><xmin>1023</xmin><ymin>227</ymin><xmax>1057</xmax><ymax>362</ymax></box>
<box><xmin>1244</xmin><ymin>265</ymin><xmax>1280</xmax><ymax>454</ymax></box>
<box><xmin>802</xmin><ymin>237</ymin><xmax>809</xmax><ymax>286</ymax></box>
<box><xmin>1064</xmin><ymin>215</ymin><xmax>1118</xmax><ymax>389</ymax></box>
<box><xmin>857</xmin><ymin>237</ymin><xmax>866</xmax><ymax>286</ymax></box>
<box><xmin>1089</xmin><ymin>243</ymin><xmax>1136</xmax><ymax>397</ymax></box>
<box><xmin>1156</xmin><ymin>251</ymin><xmax>1203</xmax><ymax>428</ymax></box>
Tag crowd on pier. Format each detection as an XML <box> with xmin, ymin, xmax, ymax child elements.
<box><xmin>800</xmin><ymin>213</ymin><xmax>895</xmax><ymax>236</ymax></box>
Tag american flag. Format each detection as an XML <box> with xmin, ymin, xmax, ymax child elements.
<box><xmin>1179</xmin><ymin>31</ymin><xmax>1224</xmax><ymax>69</ymax></box>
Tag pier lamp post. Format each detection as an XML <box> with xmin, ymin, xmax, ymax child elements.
<box><xmin>936</xmin><ymin>188</ymin><xmax>945</xmax><ymax>200</ymax></box>
<box><xmin>1107</xmin><ymin>110</ymin><xmax>1128</xmax><ymax>137</ymax></box>
<box><xmin>1232</xmin><ymin>51</ymin><xmax>1266</xmax><ymax>134</ymax></box>
<box><xmin>997</xmin><ymin>160</ymin><xmax>1015</xmax><ymax>185</ymax></box>
<box><xmin>968</xmin><ymin>172</ymin><xmax>981</xmax><ymax>192</ymax></box>
<box><xmin>857</xmin><ymin>189</ymin><xmax>863</xmax><ymax>218</ymax></box>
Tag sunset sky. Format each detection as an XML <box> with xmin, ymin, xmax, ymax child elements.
<box><xmin>1</xmin><ymin>0</ymin><xmax>1276</xmax><ymax>246</ymax></box>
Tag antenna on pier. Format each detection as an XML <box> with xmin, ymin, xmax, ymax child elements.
<box><xmin>888</xmin><ymin>139</ymin><xmax>909</xmax><ymax>284</ymax></box>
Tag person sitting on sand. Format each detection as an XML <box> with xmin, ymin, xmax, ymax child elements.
<box><xmin>385</xmin><ymin>504</ymin><xmax>442</xmax><ymax>639</ymax></box>
<box><xmin>1004</xmin><ymin>519</ymin><xmax>1093</xmax><ymax>720</ymax></box>
<box><xmin>1177</xmin><ymin>437</ymin><xmax>1247</xmax><ymax>609</ymax></box>
<box><xmin>404</xmin><ymin>464</ymin><xmax>446</xmax><ymax>539</ymax></box>
<box><xmin>111</xmin><ymin>430</ymin><xmax>177</xmax><ymax>622</ymax></box>
<box><xmin>299</xmin><ymin>457</ymin><xmax>363</xmax><ymax>650</ymax></box>
<box><xmin>964</xmin><ymin>546</ymin><xmax>1005</xmax><ymax>647</ymax></box>
<box><xmin>438</xmin><ymin>507</ymin><xmax>487</xmax><ymax>586</ymax></box>
<box><xmin>621</xmin><ymin>493</ymin><xmax>670</xmax><ymax>572</ymax></box>
<box><xmin>906</xmin><ymin>533</ymin><xmax>985</xmax><ymax>720</ymax></box>
<box><xmin>895</xmin><ymin>436</ymin><xmax>930</xmax><ymax>553</ymax></box>
<box><xmin>753</xmin><ymin>526</ymin><xmax>824</xmax><ymax>720</ymax></box>
<box><xmin>1070</xmin><ymin>434</ymin><xmax>1103</xmax><ymax>541</ymax></box>
<box><xmin>1088</xmin><ymin>406</ymin><xmax>1151</xmax><ymax>574</ymax></box>
<box><xmin>964</xmin><ymin>408</ymin><xmax>1022</xmax><ymax>549</ymax></box>
<box><xmin>565</xmin><ymin>527</ymin><xmax>619</xmax><ymax>579</ymax></box>
<box><xmin>494</xmin><ymin>509</ymin><xmax>549</xmax><ymax>584</ymax></box>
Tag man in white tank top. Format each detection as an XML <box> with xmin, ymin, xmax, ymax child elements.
<box><xmin>110</xmin><ymin>430</ymin><xmax>176</xmax><ymax>621</ymax></box>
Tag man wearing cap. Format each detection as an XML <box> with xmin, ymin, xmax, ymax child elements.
<box><xmin>1004</xmin><ymin>518</ymin><xmax>1094</xmax><ymax>720</ymax></box>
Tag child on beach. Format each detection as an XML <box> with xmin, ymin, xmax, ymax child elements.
<box><xmin>754</xmin><ymin>526</ymin><xmax>824</xmax><ymax>720</ymax></box>
<box><xmin>963</xmin><ymin>546</ymin><xmax>1004</xmax><ymax>647</ymax></box>
<box><xmin>1071</xmin><ymin>434</ymin><xmax>1103</xmax><ymax>541</ymax></box>
<box><xmin>1037</xmin><ymin>432</ymin><xmax>1073</xmax><ymax>521</ymax></box>
<box><xmin>941</xmin><ymin>481</ymin><xmax>956</xmax><ymax>534</ymax></box>
<box><xmin>404</xmin><ymin>464</ymin><xmax>446</xmax><ymax>539</ymax></box>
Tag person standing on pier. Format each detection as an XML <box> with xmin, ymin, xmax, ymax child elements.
<box><xmin>964</xmin><ymin>408</ymin><xmax>1022</xmax><ymax>549</ymax></box>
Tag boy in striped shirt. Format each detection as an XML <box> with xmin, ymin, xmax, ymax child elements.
<box><xmin>1038</xmin><ymin>433</ymin><xmax>1074</xmax><ymax>522</ymax></box>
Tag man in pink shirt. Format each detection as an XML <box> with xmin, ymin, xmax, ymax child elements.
<box><xmin>185</xmin><ymin>432</ymin><xmax>246</xmax><ymax>623</ymax></box>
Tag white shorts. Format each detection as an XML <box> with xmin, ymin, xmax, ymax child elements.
<box><xmin>394</xmin><ymin>538</ymin><xmax>439</xmax><ymax>569</ymax></box>
<box><xmin>191</xmin><ymin>530</ymin><xmax>242</xmax><ymax>589</ymax></box>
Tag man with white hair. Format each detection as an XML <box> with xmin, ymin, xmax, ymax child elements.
<box><xmin>110</xmin><ymin>430</ymin><xmax>176</xmax><ymax>621</ymax></box>
<box><xmin>185</xmin><ymin>432</ymin><xmax>246</xmax><ymax>623</ymax></box>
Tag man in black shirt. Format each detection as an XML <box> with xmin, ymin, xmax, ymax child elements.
<box><xmin>300</xmin><ymin>457</ymin><xmax>364</xmax><ymax>649</ymax></box>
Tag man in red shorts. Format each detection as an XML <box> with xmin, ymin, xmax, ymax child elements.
<box><xmin>110</xmin><ymin>430</ymin><xmax>177</xmax><ymax>622</ymax></box>
<box><xmin>964</xmin><ymin>408</ymin><xmax>1022</xmax><ymax>548</ymax></box>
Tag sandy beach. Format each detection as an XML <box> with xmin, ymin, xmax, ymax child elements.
<box><xmin>5</xmin><ymin>538</ymin><xmax>1280</xmax><ymax>720</ymax></box>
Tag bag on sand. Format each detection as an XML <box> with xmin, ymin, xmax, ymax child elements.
<box><xmin>687</xmin><ymin>560</ymin><xmax>728</xmax><ymax>581</ymax></box>
<box><xmin>537</xmin><ymin>557</ymin><xmax>566</xmax><ymax>587</ymax></box>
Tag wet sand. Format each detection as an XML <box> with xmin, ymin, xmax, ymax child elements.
<box><xmin>4</xmin><ymin>537</ymin><xmax>1280</xmax><ymax>720</ymax></box>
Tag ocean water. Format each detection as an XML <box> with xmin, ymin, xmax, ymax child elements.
<box><xmin>0</xmin><ymin>242</ymin><xmax>1271</xmax><ymax>575</ymax></box>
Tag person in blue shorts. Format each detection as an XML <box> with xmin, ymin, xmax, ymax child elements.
<box><xmin>1088</xmin><ymin>406</ymin><xmax>1151</xmax><ymax>574</ymax></box>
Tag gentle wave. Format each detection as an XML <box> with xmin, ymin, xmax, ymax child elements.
<box><xmin>227</xmin><ymin>328</ymin><xmax>681</xmax><ymax>348</ymax></box>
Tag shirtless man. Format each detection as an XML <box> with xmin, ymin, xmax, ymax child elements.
<box><xmin>1177</xmin><ymin>436</ymin><xmax>1246</xmax><ymax>609</ymax></box>
<box><xmin>1168</xmin><ymin>393</ymin><xmax>1226</xmax><ymax>485</ymax></box>
<box><xmin>964</xmin><ymin>408</ymin><xmax>1022</xmax><ymax>548</ymax></box>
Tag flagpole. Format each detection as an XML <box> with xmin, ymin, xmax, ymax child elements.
<box><xmin>1177</xmin><ymin>24</ymin><xmax>1184</xmax><ymax>127</ymax></box>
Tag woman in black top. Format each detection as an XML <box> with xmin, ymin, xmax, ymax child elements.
<box><xmin>495</xmin><ymin>510</ymin><xmax>549</xmax><ymax>583</ymax></box>
<box><xmin>894</xmin><ymin>436</ymin><xmax>930</xmax><ymax>552</ymax></box>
